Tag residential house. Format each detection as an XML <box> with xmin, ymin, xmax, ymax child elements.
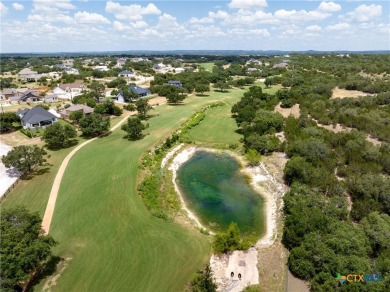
<box><xmin>62</xmin><ymin>59</ymin><xmax>74</xmax><ymax>67</ymax></box>
<box><xmin>247</xmin><ymin>68</ymin><xmax>259</xmax><ymax>73</ymax></box>
<box><xmin>44</xmin><ymin>93</ymin><xmax>59</xmax><ymax>103</ymax></box>
<box><xmin>94</xmin><ymin>65</ymin><xmax>108</xmax><ymax>72</ymax></box>
<box><xmin>64</xmin><ymin>68</ymin><xmax>79</xmax><ymax>75</ymax></box>
<box><xmin>1</xmin><ymin>88</ymin><xmax>18</xmax><ymax>99</ymax></box>
<box><xmin>59</xmin><ymin>104</ymin><xmax>93</xmax><ymax>119</ymax></box>
<box><xmin>118</xmin><ymin>70</ymin><xmax>135</xmax><ymax>78</ymax></box>
<box><xmin>174</xmin><ymin>68</ymin><xmax>185</xmax><ymax>73</ymax></box>
<box><xmin>117</xmin><ymin>86</ymin><xmax>150</xmax><ymax>103</ymax></box>
<box><xmin>18</xmin><ymin>68</ymin><xmax>42</xmax><ymax>81</ymax></box>
<box><xmin>167</xmin><ymin>80</ymin><xmax>182</xmax><ymax>87</ymax></box>
<box><xmin>153</xmin><ymin>63</ymin><xmax>167</xmax><ymax>70</ymax></box>
<box><xmin>9</xmin><ymin>92</ymin><xmax>41</xmax><ymax>103</ymax></box>
<box><xmin>53</xmin><ymin>83</ymin><xmax>85</xmax><ymax>99</ymax></box>
<box><xmin>16</xmin><ymin>106</ymin><xmax>57</xmax><ymax>129</ymax></box>
<box><xmin>273</xmin><ymin>62</ymin><xmax>288</xmax><ymax>68</ymax></box>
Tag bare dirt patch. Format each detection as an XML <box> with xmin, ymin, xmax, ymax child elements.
<box><xmin>274</xmin><ymin>103</ymin><xmax>300</xmax><ymax>118</ymax></box>
<box><xmin>287</xmin><ymin>271</ymin><xmax>310</xmax><ymax>292</ymax></box>
<box><xmin>42</xmin><ymin>257</ymin><xmax>72</xmax><ymax>292</ymax></box>
<box><xmin>149</xmin><ymin>96</ymin><xmax>167</xmax><ymax>106</ymax></box>
<box><xmin>331</xmin><ymin>87</ymin><xmax>373</xmax><ymax>99</ymax></box>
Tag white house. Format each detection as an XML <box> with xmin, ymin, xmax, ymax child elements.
<box><xmin>53</xmin><ymin>83</ymin><xmax>85</xmax><ymax>99</ymax></box>
<box><xmin>118</xmin><ymin>70</ymin><xmax>135</xmax><ymax>78</ymax></box>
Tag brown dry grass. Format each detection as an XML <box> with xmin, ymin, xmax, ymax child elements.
<box><xmin>331</xmin><ymin>87</ymin><xmax>372</xmax><ymax>99</ymax></box>
<box><xmin>274</xmin><ymin>102</ymin><xmax>300</xmax><ymax>118</ymax></box>
<box><xmin>0</xmin><ymin>131</ymin><xmax>43</xmax><ymax>147</ymax></box>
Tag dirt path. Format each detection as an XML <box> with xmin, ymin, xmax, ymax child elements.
<box><xmin>41</xmin><ymin>114</ymin><xmax>131</xmax><ymax>234</ymax></box>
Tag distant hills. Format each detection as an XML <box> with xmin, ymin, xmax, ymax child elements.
<box><xmin>1</xmin><ymin>50</ymin><xmax>389</xmax><ymax>58</ymax></box>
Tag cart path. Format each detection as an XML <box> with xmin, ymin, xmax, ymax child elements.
<box><xmin>41</xmin><ymin>113</ymin><xmax>133</xmax><ymax>234</ymax></box>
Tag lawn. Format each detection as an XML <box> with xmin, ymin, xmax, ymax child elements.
<box><xmin>187</xmin><ymin>88</ymin><xmax>244</xmax><ymax>145</ymax></box>
<box><xmin>198</xmin><ymin>62</ymin><xmax>215</xmax><ymax>72</ymax></box>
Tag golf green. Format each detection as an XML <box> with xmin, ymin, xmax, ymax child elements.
<box><xmin>176</xmin><ymin>151</ymin><xmax>265</xmax><ymax>235</ymax></box>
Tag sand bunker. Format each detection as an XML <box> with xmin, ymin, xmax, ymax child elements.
<box><xmin>274</xmin><ymin>103</ymin><xmax>300</xmax><ymax>118</ymax></box>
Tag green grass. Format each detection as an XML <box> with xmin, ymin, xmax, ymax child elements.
<box><xmin>198</xmin><ymin>62</ymin><xmax>215</xmax><ymax>72</ymax></box>
<box><xmin>188</xmin><ymin>89</ymin><xmax>244</xmax><ymax>145</ymax></box>
<box><xmin>255</xmin><ymin>81</ymin><xmax>283</xmax><ymax>95</ymax></box>
<box><xmin>1</xmin><ymin>89</ymin><xmax>252</xmax><ymax>291</ymax></box>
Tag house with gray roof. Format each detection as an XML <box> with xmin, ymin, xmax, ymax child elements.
<box><xmin>167</xmin><ymin>80</ymin><xmax>182</xmax><ymax>87</ymax></box>
<box><xmin>116</xmin><ymin>86</ymin><xmax>150</xmax><ymax>103</ymax></box>
<box><xmin>16</xmin><ymin>106</ymin><xmax>58</xmax><ymax>129</ymax></box>
<box><xmin>118</xmin><ymin>70</ymin><xmax>134</xmax><ymax>77</ymax></box>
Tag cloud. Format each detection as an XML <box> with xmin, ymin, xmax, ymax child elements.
<box><xmin>208</xmin><ymin>10</ymin><xmax>229</xmax><ymax>20</ymax></box>
<box><xmin>318</xmin><ymin>2</ymin><xmax>341</xmax><ymax>13</ymax></box>
<box><xmin>274</xmin><ymin>9</ymin><xmax>331</xmax><ymax>22</ymax></box>
<box><xmin>228</xmin><ymin>0</ymin><xmax>267</xmax><ymax>9</ymax></box>
<box><xmin>326</xmin><ymin>22</ymin><xmax>351</xmax><ymax>31</ymax></box>
<box><xmin>0</xmin><ymin>2</ymin><xmax>8</xmax><ymax>16</ymax></box>
<box><xmin>28</xmin><ymin>13</ymin><xmax>75</xmax><ymax>24</ymax></box>
<box><xmin>344</xmin><ymin>4</ymin><xmax>382</xmax><ymax>22</ymax></box>
<box><xmin>306</xmin><ymin>25</ymin><xmax>322</xmax><ymax>32</ymax></box>
<box><xmin>12</xmin><ymin>3</ymin><xmax>24</xmax><ymax>11</ymax></box>
<box><xmin>31</xmin><ymin>0</ymin><xmax>76</xmax><ymax>14</ymax></box>
<box><xmin>189</xmin><ymin>17</ymin><xmax>214</xmax><ymax>24</ymax></box>
<box><xmin>74</xmin><ymin>12</ymin><xmax>111</xmax><ymax>24</ymax></box>
<box><xmin>228</xmin><ymin>28</ymin><xmax>270</xmax><ymax>37</ymax></box>
<box><xmin>105</xmin><ymin>1</ymin><xmax>161</xmax><ymax>21</ymax></box>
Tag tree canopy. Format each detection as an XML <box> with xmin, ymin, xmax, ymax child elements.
<box><xmin>79</xmin><ymin>113</ymin><xmax>110</xmax><ymax>137</ymax></box>
<box><xmin>0</xmin><ymin>206</ymin><xmax>57</xmax><ymax>291</ymax></box>
<box><xmin>2</xmin><ymin>145</ymin><xmax>47</xmax><ymax>176</ymax></box>
<box><xmin>42</xmin><ymin>122</ymin><xmax>77</xmax><ymax>149</ymax></box>
<box><xmin>121</xmin><ymin>116</ymin><xmax>146</xmax><ymax>140</ymax></box>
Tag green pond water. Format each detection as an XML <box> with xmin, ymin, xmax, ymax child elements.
<box><xmin>176</xmin><ymin>151</ymin><xmax>265</xmax><ymax>235</ymax></box>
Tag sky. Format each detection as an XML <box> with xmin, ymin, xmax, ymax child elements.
<box><xmin>0</xmin><ymin>0</ymin><xmax>389</xmax><ymax>53</ymax></box>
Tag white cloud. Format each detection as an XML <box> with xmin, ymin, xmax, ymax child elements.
<box><xmin>326</xmin><ymin>22</ymin><xmax>351</xmax><ymax>31</ymax></box>
<box><xmin>74</xmin><ymin>12</ymin><xmax>111</xmax><ymax>24</ymax></box>
<box><xmin>12</xmin><ymin>3</ymin><xmax>24</xmax><ymax>11</ymax></box>
<box><xmin>28</xmin><ymin>13</ymin><xmax>75</xmax><ymax>24</ymax></box>
<box><xmin>189</xmin><ymin>17</ymin><xmax>214</xmax><ymax>24</ymax></box>
<box><xmin>228</xmin><ymin>28</ymin><xmax>270</xmax><ymax>37</ymax></box>
<box><xmin>306</xmin><ymin>25</ymin><xmax>322</xmax><ymax>32</ymax></box>
<box><xmin>208</xmin><ymin>10</ymin><xmax>229</xmax><ymax>20</ymax></box>
<box><xmin>344</xmin><ymin>4</ymin><xmax>382</xmax><ymax>22</ymax></box>
<box><xmin>105</xmin><ymin>1</ymin><xmax>161</xmax><ymax>21</ymax></box>
<box><xmin>31</xmin><ymin>0</ymin><xmax>76</xmax><ymax>14</ymax></box>
<box><xmin>228</xmin><ymin>0</ymin><xmax>267</xmax><ymax>9</ymax></box>
<box><xmin>318</xmin><ymin>2</ymin><xmax>341</xmax><ymax>13</ymax></box>
<box><xmin>274</xmin><ymin>9</ymin><xmax>331</xmax><ymax>22</ymax></box>
<box><xmin>0</xmin><ymin>2</ymin><xmax>8</xmax><ymax>16</ymax></box>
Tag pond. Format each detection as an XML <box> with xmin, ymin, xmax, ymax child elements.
<box><xmin>176</xmin><ymin>150</ymin><xmax>265</xmax><ymax>235</ymax></box>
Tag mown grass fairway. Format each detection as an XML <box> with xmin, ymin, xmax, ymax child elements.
<box><xmin>198</xmin><ymin>62</ymin><xmax>215</xmax><ymax>71</ymax></box>
<box><xmin>29</xmin><ymin>95</ymin><xmax>237</xmax><ymax>291</ymax></box>
<box><xmin>188</xmin><ymin>89</ymin><xmax>243</xmax><ymax>145</ymax></box>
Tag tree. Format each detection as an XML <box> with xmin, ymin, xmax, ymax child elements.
<box><xmin>69</xmin><ymin>109</ymin><xmax>84</xmax><ymax>124</ymax></box>
<box><xmin>213</xmin><ymin>223</ymin><xmax>245</xmax><ymax>254</ymax></box>
<box><xmin>189</xmin><ymin>264</ymin><xmax>217</xmax><ymax>292</ymax></box>
<box><xmin>121</xmin><ymin>116</ymin><xmax>146</xmax><ymax>140</ymax></box>
<box><xmin>0</xmin><ymin>112</ymin><xmax>19</xmax><ymax>132</ymax></box>
<box><xmin>135</xmin><ymin>98</ymin><xmax>151</xmax><ymax>119</ymax></box>
<box><xmin>79</xmin><ymin>113</ymin><xmax>110</xmax><ymax>137</ymax></box>
<box><xmin>0</xmin><ymin>206</ymin><xmax>57</xmax><ymax>291</ymax></box>
<box><xmin>42</xmin><ymin>123</ymin><xmax>77</xmax><ymax>149</ymax></box>
<box><xmin>94</xmin><ymin>101</ymin><xmax>122</xmax><ymax>116</ymax></box>
<box><xmin>2</xmin><ymin>145</ymin><xmax>47</xmax><ymax>176</ymax></box>
<box><xmin>245</xmin><ymin>149</ymin><xmax>262</xmax><ymax>166</ymax></box>
<box><xmin>265</xmin><ymin>77</ymin><xmax>273</xmax><ymax>88</ymax></box>
<box><xmin>195</xmin><ymin>84</ymin><xmax>210</xmax><ymax>95</ymax></box>
<box><xmin>215</xmin><ymin>81</ymin><xmax>230</xmax><ymax>92</ymax></box>
<box><xmin>166</xmin><ymin>88</ymin><xmax>186</xmax><ymax>104</ymax></box>
<box><xmin>88</xmin><ymin>81</ymin><xmax>105</xmax><ymax>102</ymax></box>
